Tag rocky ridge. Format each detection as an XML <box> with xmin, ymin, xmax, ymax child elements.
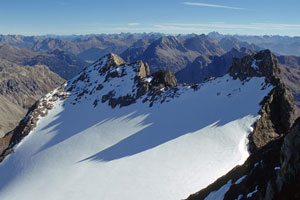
<box><xmin>228</xmin><ymin>50</ymin><xmax>297</xmax><ymax>152</ymax></box>
<box><xmin>0</xmin><ymin>83</ymin><xmax>69</xmax><ymax>162</ymax></box>
<box><xmin>0</xmin><ymin>53</ymin><xmax>181</xmax><ymax>162</ymax></box>
<box><xmin>185</xmin><ymin>50</ymin><xmax>298</xmax><ymax>200</ymax></box>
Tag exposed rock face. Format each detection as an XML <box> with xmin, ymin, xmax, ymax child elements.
<box><xmin>228</xmin><ymin>49</ymin><xmax>297</xmax><ymax>152</ymax></box>
<box><xmin>100</xmin><ymin>53</ymin><xmax>125</xmax><ymax>69</ymax></box>
<box><xmin>279</xmin><ymin>65</ymin><xmax>300</xmax><ymax>110</ymax></box>
<box><xmin>228</xmin><ymin>49</ymin><xmax>281</xmax><ymax>85</ymax></box>
<box><xmin>276</xmin><ymin>117</ymin><xmax>300</xmax><ymax>199</ymax></box>
<box><xmin>151</xmin><ymin>70</ymin><xmax>177</xmax><ymax>89</ymax></box>
<box><xmin>186</xmin><ymin>50</ymin><xmax>299</xmax><ymax>200</ymax></box>
<box><xmin>249</xmin><ymin>83</ymin><xmax>297</xmax><ymax>152</ymax></box>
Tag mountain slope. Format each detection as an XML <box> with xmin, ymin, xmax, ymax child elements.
<box><xmin>176</xmin><ymin>48</ymin><xmax>254</xmax><ymax>83</ymax></box>
<box><xmin>121</xmin><ymin>35</ymin><xmax>225</xmax><ymax>73</ymax></box>
<box><xmin>0</xmin><ymin>52</ymin><xmax>277</xmax><ymax>200</ymax></box>
<box><xmin>0</xmin><ymin>58</ymin><xmax>64</xmax><ymax>137</ymax></box>
<box><xmin>24</xmin><ymin>49</ymin><xmax>88</xmax><ymax>79</ymax></box>
<box><xmin>0</xmin><ymin>44</ymin><xmax>87</xmax><ymax>79</ymax></box>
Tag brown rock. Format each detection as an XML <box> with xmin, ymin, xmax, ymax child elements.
<box><xmin>151</xmin><ymin>70</ymin><xmax>177</xmax><ymax>89</ymax></box>
<box><xmin>229</xmin><ymin>49</ymin><xmax>281</xmax><ymax>85</ymax></box>
<box><xmin>249</xmin><ymin>83</ymin><xmax>297</xmax><ymax>152</ymax></box>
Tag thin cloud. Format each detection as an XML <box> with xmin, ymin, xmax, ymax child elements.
<box><xmin>182</xmin><ymin>2</ymin><xmax>245</xmax><ymax>10</ymax></box>
<box><xmin>152</xmin><ymin>22</ymin><xmax>300</xmax><ymax>34</ymax></box>
<box><xmin>128</xmin><ymin>23</ymin><xmax>140</xmax><ymax>26</ymax></box>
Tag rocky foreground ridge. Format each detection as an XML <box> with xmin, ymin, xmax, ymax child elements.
<box><xmin>186</xmin><ymin>50</ymin><xmax>298</xmax><ymax>200</ymax></box>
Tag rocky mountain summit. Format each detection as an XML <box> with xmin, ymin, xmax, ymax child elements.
<box><xmin>229</xmin><ymin>49</ymin><xmax>281</xmax><ymax>84</ymax></box>
<box><xmin>0</xmin><ymin>53</ymin><xmax>180</xmax><ymax>162</ymax></box>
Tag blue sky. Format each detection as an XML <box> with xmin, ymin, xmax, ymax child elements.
<box><xmin>1</xmin><ymin>0</ymin><xmax>300</xmax><ymax>36</ymax></box>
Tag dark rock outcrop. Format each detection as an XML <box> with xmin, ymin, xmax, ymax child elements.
<box><xmin>151</xmin><ymin>70</ymin><xmax>177</xmax><ymax>89</ymax></box>
<box><xmin>228</xmin><ymin>49</ymin><xmax>281</xmax><ymax>85</ymax></box>
<box><xmin>249</xmin><ymin>83</ymin><xmax>297</xmax><ymax>152</ymax></box>
<box><xmin>228</xmin><ymin>50</ymin><xmax>297</xmax><ymax>152</ymax></box>
<box><xmin>276</xmin><ymin>117</ymin><xmax>300</xmax><ymax>199</ymax></box>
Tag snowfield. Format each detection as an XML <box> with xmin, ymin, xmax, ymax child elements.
<box><xmin>0</xmin><ymin>56</ymin><xmax>273</xmax><ymax>200</ymax></box>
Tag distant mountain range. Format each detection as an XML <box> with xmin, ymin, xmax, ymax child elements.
<box><xmin>208</xmin><ymin>32</ymin><xmax>300</xmax><ymax>56</ymax></box>
<box><xmin>0</xmin><ymin>44</ymin><xmax>87</xmax><ymax>79</ymax></box>
<box><xmin>175</xmin><ymin>47</ymin><xmax>255</xmax><ymax>83</ymax></box>
<box><xmin>0</xmin><ymin>58</ymin><xmax>64</xmax><ymax>137</ymax></box>
<box><xmin>121</xmin><ymin>34</ymin><xmax>260</xmax><ymax>73</ymax></box>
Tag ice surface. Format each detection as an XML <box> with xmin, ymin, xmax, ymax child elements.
<box><xmin>0</xmin><ymin>58</ymin><xmax>273</xmax><ymax>200</ymax></box>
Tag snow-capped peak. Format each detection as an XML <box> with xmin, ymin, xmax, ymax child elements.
<box><xmin>63</xmin><ymin>53</ymin><xmax>151</xmax><ymax>107</ymax></box>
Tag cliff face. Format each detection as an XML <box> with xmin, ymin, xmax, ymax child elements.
<box><xmin>228</xmin><ymin>49</ymin><xmax>297</xmax><ymax>152</ymax></box>
<box><xmin>228</xmin><ymin>49</ymin><xmax>281</xmax><ymax>85</ymax></box>
<box><xmin>276</xmin><ymin>117</ymin><xmax>300</xmax><ymax>199</ymax></box>
<box><xmin>249</xmin><ymin>83</ymin><xmax>297</xmax><ymax>152</ymax></box>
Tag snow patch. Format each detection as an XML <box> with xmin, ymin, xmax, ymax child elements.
<box><xmin>205</xmin><ymin>180</ymin><xmax>232</xmax><ymax>200</ymax></box>
<box><xmin>143</xmin><ymin>77</ymin><xmax>153</xmax><ymax>83</ymax></box>
<box><xmin>247</xmin><ymin>186</ymin><xmax>258</xmax><ymax>198</ymax></box>
<box><xmin>251</xmin><ymin>59</ymin><xmax>259</xmax><ymax>71</ymax></box>
<box><xmin>235</xmin><ymin>175</ymin><xmax>247</xmax><ymax>184</ymax></box>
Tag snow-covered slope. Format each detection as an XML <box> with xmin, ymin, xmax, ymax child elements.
<box><xmin>0</xmin><ymin>53</ymin><xmax>274</xmax><ymax>200</ymax></box>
